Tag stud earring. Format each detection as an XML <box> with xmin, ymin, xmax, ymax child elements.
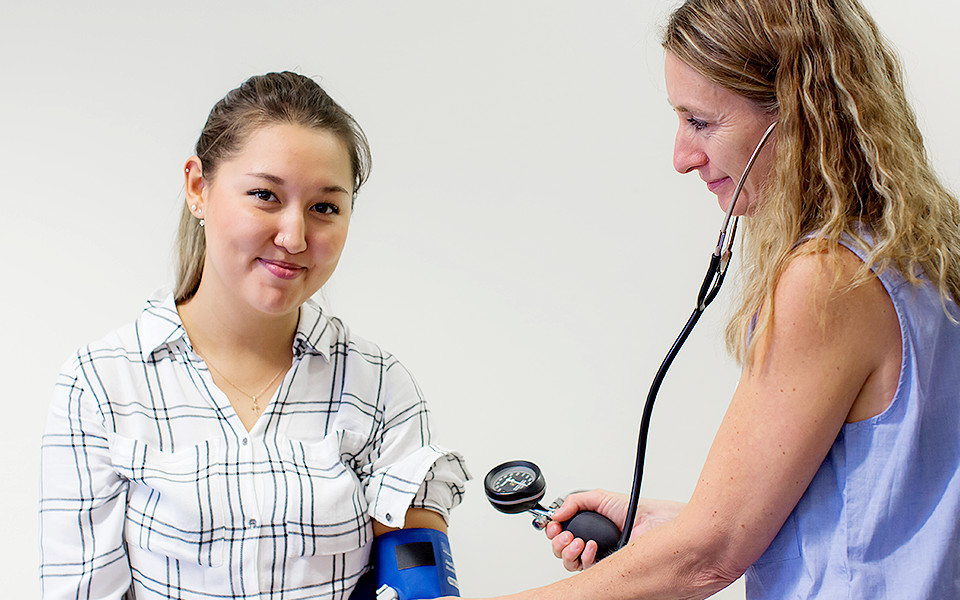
<box><xmin>191</xmin><ymin>204</ymin><xmax>197</xmax><ymax>211</ymax></box>
<box><xmin>199</xmin><ymin>219</ymin><xmax>205</xmax><ymax>227</ymax></box>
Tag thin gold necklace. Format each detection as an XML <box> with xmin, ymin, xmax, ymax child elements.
<box><xmin>202</xmin><ymin>355</ymin><xmax>286</xmax><ymax>415</ymax></box>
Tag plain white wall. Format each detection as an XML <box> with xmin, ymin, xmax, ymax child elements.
<box><xmin>2</xmin><ymin>2</ymin><xmax>957</xmax><ymax>597</ymax></box>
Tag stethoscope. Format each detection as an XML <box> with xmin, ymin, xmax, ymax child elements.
<box><xmin>484</xmin><ymin>121</ymin><xmax>778</xmax><ymax>559</ymax></box>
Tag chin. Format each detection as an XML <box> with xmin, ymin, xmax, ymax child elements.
<box><xmin>250</xmin><ymin>287</ymin><xmax>307</xmax><ymax>318</ymax></box>
<box><xmin>719</xmin><ymin>193</ymin><xmax>753</xmax><ymax>217</ymax></box>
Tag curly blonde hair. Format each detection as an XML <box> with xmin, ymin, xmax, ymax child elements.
<box><xmin>663</xmin><ymin>0</ymin><xmax>960</xmax><ymax>364</ymax></box>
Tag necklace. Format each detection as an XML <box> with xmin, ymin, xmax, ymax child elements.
<box><xmin>202</xmin><ymin>355</ymin><xmax>286</xmax><ymax>415</ymax></box>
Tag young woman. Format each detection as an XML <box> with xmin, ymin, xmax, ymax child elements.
<box><xmin>40</xmin><ymin>72</ymin><xmax>469</xmax><ymax>599</ymax></box>
<box><xmin>457</xmin><ymin>0</ymin><xmax>960</xmax><ymax>598</ymax></box>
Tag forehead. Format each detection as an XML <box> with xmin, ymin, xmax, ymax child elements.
<box><xmin>664</xmin><ymin>52</ymin><xmax>755</xmax><ymax>116</ymax></box>
<box><xmin>223</xmin><ymin>122</ymin><xmax>354</xmax><ymax>182</ymax></box>
<box><xmin>236</xmin><ymin>123</ymin><xmax>348</xmax><ymax>159</ymax></box>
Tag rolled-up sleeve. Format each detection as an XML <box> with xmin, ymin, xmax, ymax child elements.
<box><xmin>363</xmin><ymin>358</ymin><xmax>469</xmax><ymax>529</ymax></box>
<box><xmin>40</xmin><ymin>357</ymin><xmax>131</xmax><ymax>600</ymax></box>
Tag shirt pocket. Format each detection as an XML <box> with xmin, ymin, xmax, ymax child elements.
<box><xmin>279</xmin><ymin>429</ymin><xmax>371</xmax><ymax>558</ymax></box>
<box><xmin>108</xmin><ymin>434</ymin><xmax>226</xmax><ymax>567</ymax></box>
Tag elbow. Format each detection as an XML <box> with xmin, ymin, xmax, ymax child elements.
<box><xmin>666</xmin><ymin>553</ymin><xmax>745</xmax><ymax>600</ymax></box>
<box><xmin>687</xmin><ymin>559</ymin><xmax>746</xmax><ymax>598</ymax></box>
<box><xmin>670</xmin><ymin>525</ymin><xmax>753</xmax><ymax>599</ymax></box>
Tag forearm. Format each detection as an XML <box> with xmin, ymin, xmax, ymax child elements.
<box><xmin>509</xmin><ymin>516</ymin><xmax>737</xmax><ymax>600</ymax></box>
<box><xmin>373</xmin><ymin>507</ymin><xmax>448</xmax><ymax>536</ymax></box>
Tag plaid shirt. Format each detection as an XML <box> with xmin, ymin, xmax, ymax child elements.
<box><xmin>40</xmin><ymin>290</ymin><xmax>469</xmax><ymax>600</ymax></box>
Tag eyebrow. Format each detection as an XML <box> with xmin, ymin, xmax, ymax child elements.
<box><xmin>245</xmin><ymin>172</ymin><xmax>350</xmax><ymax>195</ymax></box>
<box><xmin>667</xmin><ymin>98</ymin><xmax>695</xmax><ymax>113</ymax></box>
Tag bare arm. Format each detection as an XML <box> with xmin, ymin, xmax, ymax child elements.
<box><xmin>486</xmin><ymin>249</ymin><xmax>900</xmax><ymax>600</ymax></box>
<box><xmin>373</xmin><ymin>507</ymin><xmax>448</xmax><ymax>536</ymax></box>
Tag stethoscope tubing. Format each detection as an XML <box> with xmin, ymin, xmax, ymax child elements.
<box><xmin>616</xmin><ymin>121</ymin><xmax>777</xmax><ymax>551</ymax></box>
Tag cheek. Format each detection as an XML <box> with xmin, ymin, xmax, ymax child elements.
<box><xmin>311</xmin><ymin>226</ymin><xmax>349</xmax><ymax>262</ymax></box>
<box><xmin>224</xmin><ymin>214</ymin><xmax>276</xmax><ymax>252</ymax></box>
<box><xmin>744</xmin><ymin>150</ymin><xmax>774</xmax><ymax>193</ymax></box>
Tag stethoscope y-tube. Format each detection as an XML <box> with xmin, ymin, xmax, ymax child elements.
<box><xmin>617</xmin><ymin>121</ymin><xmax>778</xmax><ymax>551</ymax></box>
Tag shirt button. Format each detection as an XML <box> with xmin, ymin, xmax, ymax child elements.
<box><xmin>248</xmin><ymin>518</ymin><xmax>258</xmax><ymax>528</ymax></box>
<box><xmin>242</xmin><ymin>438</ymin><xmax>249</xmax><ymax>446</ymax></box>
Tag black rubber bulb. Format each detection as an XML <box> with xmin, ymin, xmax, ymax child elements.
<box><xmin>559</xmin><ymin>511</ymin><xmax>621</xmax><ymax>560</ymax></box>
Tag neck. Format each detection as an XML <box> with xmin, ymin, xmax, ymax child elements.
<box><xmin>177</xmin><ymin>289</ymin><xmax>298</xmax><ymax>362</ymax></box>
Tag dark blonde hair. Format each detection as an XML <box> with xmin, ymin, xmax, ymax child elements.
<box><xmin>664</xmin><ymin>0</ymin><xmax>960</xmax><ymax>363</ymax></box>
<box><xmin>174</xmin><ymin>72</ymin><xmax>372</xmax><ymax>303</ymax></box>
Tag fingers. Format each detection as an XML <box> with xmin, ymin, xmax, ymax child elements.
<box><xmin>545</xmin><ymin>489</ymin><xmax>629</xmax><ymax>572</ymax></box>
<box><xmin>545</xmin><ymin>520</ymin><xmax>564</xmax><ymax>540</ymax></box>
<box><xmin>580</xmin><ymin>540</ymin><xmax>599</xmax><ymax>569</ymax></box>
<box><xmin>550</xmin><ymin>492</ymin><xmax>596</xmax><ymax>522</ymax></box>
<box><xmin>558</xmin><ymin>533</ymin><xmax>586</xmax><ymax>571</ymax></box>
<box><xmin>551</xmin><ymin>530</ymin><xmax>574</xmax><ymax>559</ymax></box>
<box><xmin>549</xmin><ymin>531</ymin><xmax>600</xmax><ymax>571</ymax></box>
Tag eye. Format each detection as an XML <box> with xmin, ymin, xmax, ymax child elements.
<box><xmin>311</xmin><ymin>202</ymin><xmax>341</xmax><ymax>215</ymax></box>
<box><xmin>247</xmin><ymin>189</ymin><xmax>277</xmax><ymax>202</ymax></box>
<box><xmin>686</xmin><ymin>116</ymin><xmax>708</xmax><ymax>131</ymax></box>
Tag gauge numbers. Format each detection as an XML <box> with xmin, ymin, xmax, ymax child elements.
<box><xmin>491</xmin><ymin>465</ymin><xmax>537</xmax><ymax>493</ymax></box>
<box><xmin>484</xmin><ymin>460</ymin><xmax>546</xmax><ymax>514</ymax></box>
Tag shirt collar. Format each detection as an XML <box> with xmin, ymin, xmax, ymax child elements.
<box><xmin>293</xmin><ymin>298</ymin><xmax>335</xmax><ymax>361</ymax></box>
<box><xmin>137</xmin><ymin>289</ymin><xmax>336</xmax><ymax>360</ymax></box>
<box><xmin>138</xmin><ymin>288</ymin><xmax>189</xmax><ymax>353</ymax></box>
<box><xmin>138</xmin><ymin>288</ymin><xmax>337</xmax><ymax>360</ymax></box>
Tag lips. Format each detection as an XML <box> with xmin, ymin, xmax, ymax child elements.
<box><xmin>258</xmin><ymin>258</ymin><xmax>305</xmax><ymax>280</ymax></box>
<box><xmin>706</xmin><ymin>177</ymin><xmax>730</xmax><ymax>193</ymax></box>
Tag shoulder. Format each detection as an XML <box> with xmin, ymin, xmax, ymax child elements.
<box><xmin>758</xmin><ymin>244</ymin><xmax>898</xmax><ymax>375</ymax></box>
<box><xmin>777</xmin><ymin>243</ymin><xmax>864</xmax><ymax>296</ymax></box>
<box><xmin>62</xmin><ymin>321</ymin><xmax>142</xmax><ymax>381</ymax></box>
<box><xmin>57</xmin><ymin>290</ymin><xmax>180</xmax><ymax>387</ymax></box>
<box><xmin>298</xmin><ymin>299</ymin><xmax>395</xmax><ymax>360</ymax></box>
<box><xmin>301</xmin><ymin>302</ymin><xmax>410</xmax><ymax>379</ymax></box>
<box><xmin>774</xmin><ymin>243</ymin><xmax>888</xmax><ymax>319</ymax></box>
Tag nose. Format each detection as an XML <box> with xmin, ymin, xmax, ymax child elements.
<box><xmin>275</xmin><ymin>210</ymin><xmax>307</xmax><ymax>254</ymax></box>
<box><xmin>673</xmin><ymin>127</ymin><xmax>707</xmax><ymax>175</ymax></box>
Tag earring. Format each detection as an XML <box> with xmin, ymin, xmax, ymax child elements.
<box><xmin>199</xmin><ymin>219</ymin><xmax>205</xmax><ymax>227</ymax></box>
<box><xmin>191</xmin><ymin>204</ymin><xmax>197</xmax><ymax>211</ymax></box>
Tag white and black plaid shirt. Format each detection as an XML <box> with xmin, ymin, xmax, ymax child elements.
<box><xmin>40</xmin><ymin>289</ymin><xmax>469</xmax><ymax>600</ymax></box>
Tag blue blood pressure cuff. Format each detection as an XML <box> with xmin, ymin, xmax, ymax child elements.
<box><xmin>373</xmin><ymin>528</ymin><xmax>459</xmax><ymax>599</ymax></box>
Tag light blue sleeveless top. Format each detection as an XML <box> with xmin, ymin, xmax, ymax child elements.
<box><xmin>745</xmin><ymin>239</ymin><xmax>960</xmax><ymax>599</ymax></box>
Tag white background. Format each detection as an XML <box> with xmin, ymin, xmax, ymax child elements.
<box><xmin>2</xmin><ymin>2</ymin><xmax>957</xmax><ymax>597</ymax></box>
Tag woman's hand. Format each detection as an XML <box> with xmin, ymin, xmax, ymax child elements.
<box><xmin>544</xmin><ymin>490</ymin><xmax>685</xmax><ymax>571</ymax></box>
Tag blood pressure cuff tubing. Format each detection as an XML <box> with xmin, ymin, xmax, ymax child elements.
<box><xmin>370</xmin><ymin>528</ymin><xmax>459</xmax><ymax>599</ymax></box>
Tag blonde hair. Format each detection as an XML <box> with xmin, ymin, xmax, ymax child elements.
<box><xmin>174</xmin><ymin>72</ymin><xmax>372</xmax><ymax>303</ymax></box>
<box><xmin>663</xmin><ymin>0</ymin><xmax>960</xmax><ymax>364</ymax></box>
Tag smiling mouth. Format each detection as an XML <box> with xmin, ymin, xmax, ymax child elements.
<box><xmin>259</xmin><ymin>258</ymin><xmax>305</xmax><ymax>280</ymax></box>
<box><xmin>706</xmin><ymin>177</ymin><xmax>730</xmax><ymax>193</ymax></box>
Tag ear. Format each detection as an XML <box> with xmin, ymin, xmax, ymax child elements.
<box><xmin>184</xmin><ymin>156</ymin><xmax>206</xmax><ymax>217</ymax></box>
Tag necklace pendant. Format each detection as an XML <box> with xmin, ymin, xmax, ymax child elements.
<box><xmin>252</xmin><ymin>396</ymin><xmax>262</xmax><ymax>415</ymax></box>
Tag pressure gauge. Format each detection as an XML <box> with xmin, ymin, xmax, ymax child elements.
<box><xmin>484</xmin><ymin>460</ymin><xmax>546</xmax><ymax>514</ymax></box>
<box><xmin>484</xmin><ymin>459</ymin><xmax>623</xmax><ymax>560</ymax></box>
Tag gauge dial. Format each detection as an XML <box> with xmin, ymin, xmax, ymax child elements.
<box><xmin>491</xmin><ymin>465</ymin><xmax>536</xmax><ymax>493</ymax></box>
<box><xmin>484</xmin><ymin>460</ymin><xmax>546</xmax><ymax>514</ymax></box>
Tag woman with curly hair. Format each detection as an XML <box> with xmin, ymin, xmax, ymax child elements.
<box><xmin>460</xmin><ymin>1</ymin><xmax>960</xmax><ymax>598</ymax></box>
